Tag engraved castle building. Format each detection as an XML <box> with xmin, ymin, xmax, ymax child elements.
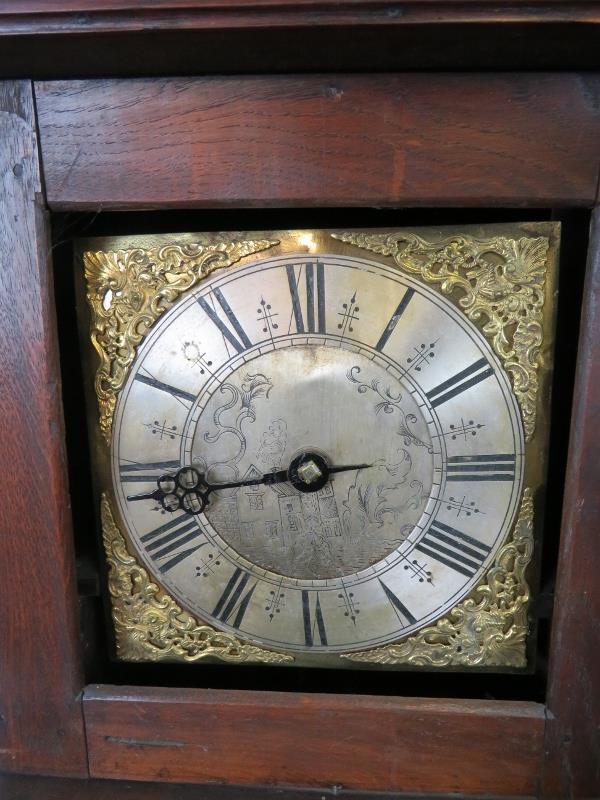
<box><xmin>207</xmin><ymin>464</ymin><xmax>342</xmax><ymax>550</ymax></box>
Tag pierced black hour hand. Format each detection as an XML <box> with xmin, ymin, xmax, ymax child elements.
<box><xmin>201</xmin><ymin>460</ymin><xmax>370</xmax><ymax>492</ymax></box>
<box><xmin>126</xmin><ymin>466</ymin><xmax>288</xmax><ymax>516</ymax></box>
<box><xmin>127</xmin><ymin>468</ymin><xmax>210</xmax><ymax>515</ymax></box>
<box><xmin>126</xmin><ymin>455</ymin><xmax>371</xmax><ymax>516</ymax></box>
<box><xmin>209</xmin><ymin>468</ymin><xmax>290</xmax><ymax>491</ymax></box>
<box><xmin>127</xmin><ymin>489</ymin><xmax>163</xmax><ymax>503</ymax></box>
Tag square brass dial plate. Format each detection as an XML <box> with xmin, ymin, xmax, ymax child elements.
<box><xmin>76</xmin><ymin>223</ymin><xmax>559</xmax><ymax>671</ymax></box>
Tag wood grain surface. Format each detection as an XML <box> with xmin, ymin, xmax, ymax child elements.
<box><xmin>35</xmin><ymin>75</ymin><xmax>600</xmax><ymax>211</ymax></box>
<box><xmin>84</xmin><ymin>685</ymin><xmax>545</xmax><ymax>795</ymax></box>
<box><xmin>541</xmin><ymin>208</ymin><xmax>600</xmax><ymax>799</ymax></box>
<box><xmin>0</xmin><ymin>81</ymin><xmax>87</xmax><ymax>776</ymax></box>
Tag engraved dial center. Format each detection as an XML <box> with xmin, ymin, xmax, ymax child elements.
<box><xmin>190</xmin><ymin>344</ymin><xmax>435</xmax><ymax>580</ymax></box>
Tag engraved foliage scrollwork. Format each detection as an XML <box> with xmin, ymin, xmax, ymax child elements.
<box><xmin>85</xmin><ymin>238</ymin><xmax>279</xmax><ymax>441</ymax></box>
<box><xmin>333</xmin><ymin>231</ymin><xmax>550</xmax><ymax>440</ymax></box>
<box><xmin>101</xmin><ymin>494</ymin><xmax>293</xmax><ymax>664</ymax></box>
<box><xmin>342</xmin><ymin>488</ymin><xmax>534</xmax><ymax>668</ymax></box>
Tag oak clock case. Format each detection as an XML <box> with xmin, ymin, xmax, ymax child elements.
<box><xmin>77</xmin><ymin>224</ymin><xmax>559</xmax><ymax>671</ymax></box>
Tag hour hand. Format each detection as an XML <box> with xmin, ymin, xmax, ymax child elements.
<box><xmin>214</xmin><ymin>468</ymin><xmax>290</xmax><ymax>490</ymax></box>
<box><xmin>127</xmin><ymin>469</ymin><xmax>209</xmax><ymax>514</ymax></box>
<box><xmin>126</xmin><ymin>456</ymin><xmax>372</xmax><ymax>516</ymax></box>
<box><xmin>125</xmin><ymin>466</ymin><xmax>284</xmax><ymax>517</ymax></box>
<box><xmin>127</xmin><ymin>489</ymin><xmax>162</xmax><ymax>502</ymax></box>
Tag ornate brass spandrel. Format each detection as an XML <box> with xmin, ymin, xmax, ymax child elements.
<box><xmin>341</xmin><ymin>487</ymin><xmax>534</xmax><ymax>668</ymax></box>
<box><xmin>101</xmin><ymin>493</ymin><xmax>294</xmax><ymax>664</ymax></box>
<box><xmin>84</xmin><ymin>237</ymin><xmax>279</xmax><ymax>442</ymax></box>
<box><xmin>332</xmin><ymin>231</ymin><xmax>549</xmax><ymax>441</ymax></box>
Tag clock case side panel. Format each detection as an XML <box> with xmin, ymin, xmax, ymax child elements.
<box><xmin>0</xmin><ymin>79</ymin><xmax>87</xmax><ymax>777</ymax></box>
<box><xmin>74</xmin><ymin>223</ymin><xmax>559</xmax><ymax>674</ymax></box>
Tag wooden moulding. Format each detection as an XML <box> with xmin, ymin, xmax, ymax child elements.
<box><xmin>0</xmin><ymin>771</ymin><xmax>548</xmax><ymax>800</ymax></box>
<box><xmin>83</xmin><ymin>685</ymin><xmax>545</xmax><ymax>795</ymax></box>
<box><xmin>0</xmin><ymin>81</ymin><xmax>87</xmax><ymax>776</ymax></box>
<box><xmin>34</xmin><ymin>74</ymin><xmax>600</xmax><ymax>211</ymax></box>
<box><xmin>4</xmin><ymin>1</ymin><xmax>600</xmax><ymax>31</ymax></box>
<box><xmin>541</xmin><ymin>209</ymin><xmax>600</xmax><ymax>799</ymax></box>
<box><xmin>1</xmin><ymin>3</ymin><xmax>600</xmax><ymax>77</ymax></box>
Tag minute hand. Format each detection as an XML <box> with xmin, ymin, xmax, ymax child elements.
<box><xmin>328</xmin><ymin>464</ymin><xmax>371</xmax><ymax>475</ymax></box>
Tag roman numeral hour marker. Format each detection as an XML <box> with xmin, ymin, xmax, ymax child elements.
<box><xmin>416</xmin><ymin>521</ymin><xmax>491</xmax><ymax>578</ymax></box>
<box><xmin>426</xmin><ymin>358</ymin><xmax>494</xmax><ymax>408</ymax></box>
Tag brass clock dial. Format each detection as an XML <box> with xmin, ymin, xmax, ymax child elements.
<box><xmin>107</xmin><ymin>243</ymin><xmax>527</xmax><ymax>658</ymax></box>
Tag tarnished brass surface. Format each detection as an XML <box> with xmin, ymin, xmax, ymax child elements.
<box><xmin>341</xmin><ymin>487</ymin><xmax>533</xmax><ymax>667</ymax></box>
<box><xmin>101</xmin><ymin>493</ymin><xmax>293</xmax><ymax>664</ymax></box>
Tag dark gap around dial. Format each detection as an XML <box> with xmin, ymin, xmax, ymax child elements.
<box><xmin>50</xmin><ymin>206</ymin><xmax>589</xmax><ymax>703</ymax></box>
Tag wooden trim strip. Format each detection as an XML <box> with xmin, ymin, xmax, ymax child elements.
<box><xmin>84</xmin><ymin>684</ymin><xmax>545</xmax><ymax>795</ymax></box>
<box><xmin>2</xmin><ymin>9</ymin><xmax>600</xmax><ymax>77</ymax></box>
<box><xmin>3</xmin><ymin>1</ymin><xmax>600</xmax><ymax>33</ymax></box>
<box><xmin>35</xmin><ymin>75</ymin><xmax>600</xmax><ymax>211</ymax></box>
